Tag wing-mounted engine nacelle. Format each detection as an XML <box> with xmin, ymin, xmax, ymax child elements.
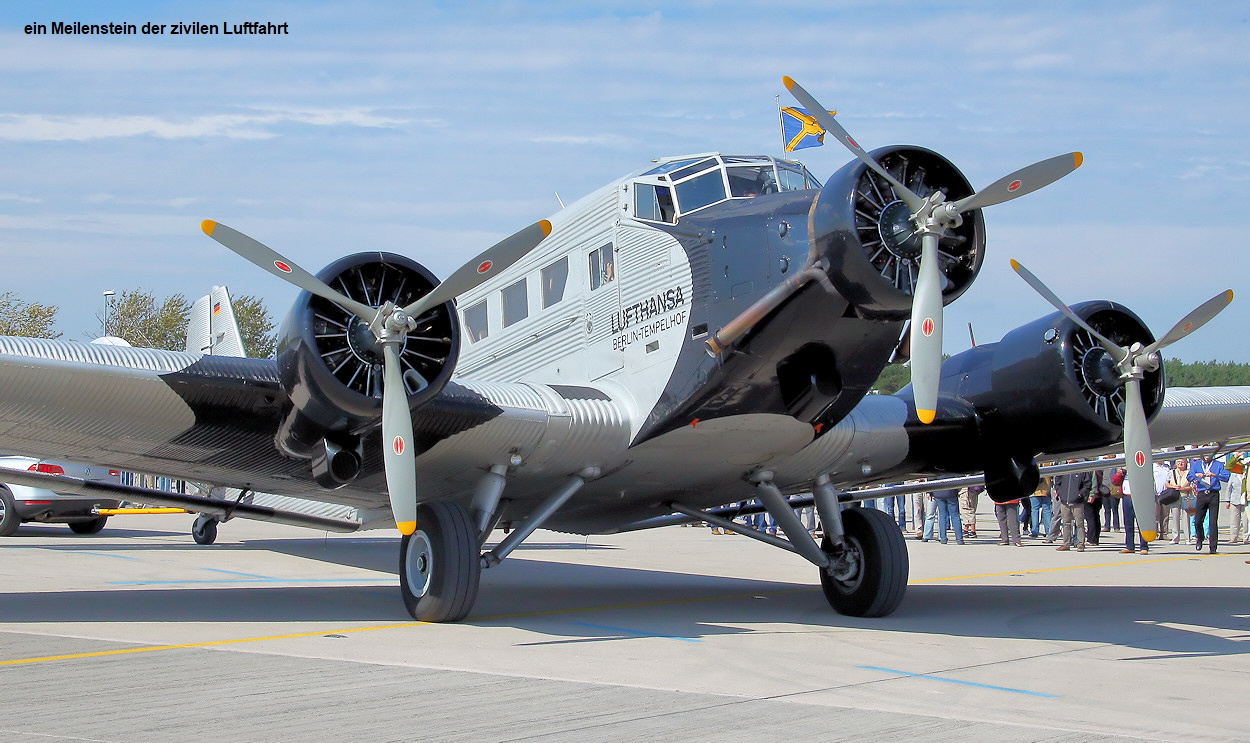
<box><xmin>273</xmin><ymin>252</ymin><xmax>461</xmax><ymax>485</ymax></box>
<box><xmin>946</xmin><ymin>300</ymin><xmax>1163</xmax><ymax>501</ymax></box>
<box><xmin>809</xmin><ymin>145</ymin><xmax>986</xmax><ymax>320</ymax></box>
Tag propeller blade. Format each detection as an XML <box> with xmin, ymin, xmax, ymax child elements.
<box><xmin>404</xmin><ymin>220</ymin><xmax>553</xmax><ymax>319</ymax></box>
<box><xmin>201</xmin><ymin>220</ymin><xmax>376</xmax><ymax>320</ymax></box>
<box><xmin>782</xmin><ymin>77</ymin><xmax>924</xmax><ymax>213</ymax></box>
<box><xmin>1122</xmin><ymin>378</ymin><xmax>1157</xmax><ymax>542</ymax></box>
<box><xmin>952</xmin><ymin>153</ymin><xmax>1083</xmax><ymax>213</ymax></box>
<box><xmin>1141</xmin><ymin>289</ymin><xmax>1234</xmax><ymax>357</ymax></box>
<box><xmin>1009</xmin><ymin>260</ymin><xmax>1128</xmax><ymax>363</ymax></box>
<box><xmin>909</xmin><ymin>233</ymin><xmax>944</xmax><ymax>424</ymax></box>
<box><xmin>381</xmin><ymin>343</ymin><xmax>418</xmax><ymax>535</ymax></box>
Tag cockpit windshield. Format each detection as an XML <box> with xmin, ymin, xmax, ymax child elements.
<box><xmin>634</xmin><ymin>154</ymin><xmax>821</xmax><ymax>223</ymax></box>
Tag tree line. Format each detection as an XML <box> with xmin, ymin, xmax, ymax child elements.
<box><xmin>0</xmin><ymin>289</ymin><xmax>276</xmax><ymax>358</ymax></box>
<box><xmin>871</xmin><ymin>357</ymin><xmax>1250</xmax><ymax>394</ymax></box>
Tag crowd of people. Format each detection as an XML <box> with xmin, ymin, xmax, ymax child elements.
<box><xmin>704</xmin><ymin>448</ymin><xmax>1250</xmax><ymax>554</ymax></box>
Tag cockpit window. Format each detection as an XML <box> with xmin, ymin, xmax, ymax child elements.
<box><xmin>726</xmin><ymin>165</ymin><xmax>777</xmax><ymax>197</ymax></box>
<box><xmin>674</xmin><ymin>170</ymin><xmax>726</xmax><ymax>213</ymax></box>
<box><xmin>634</xmin><ymin>183</ymin><xmax>675</xmax><ymax>223</ymax></box>
<box><xmin>778</xmin><ymin>163</ymin><xmax>821</xmax><ymax>191</ymax></box>
<box><xmin>630</xmin><ymin>155</ymin><xmax>821</xmax><ymax>221</ymax></box>
<box><xmin>669</xmin><ymin>158</ymin><xmax>718</xmax><ymax>183</ymax></box>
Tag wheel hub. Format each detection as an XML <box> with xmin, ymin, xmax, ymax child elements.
<box><xmin>405</xmin><ymin>531</ymin><xmax>434</xmax><ymax>598</ymax></box>
<box><xmin>878</xmin><ymin>200</ymin><xmax>921</xmax><ymax>260</ymax></box>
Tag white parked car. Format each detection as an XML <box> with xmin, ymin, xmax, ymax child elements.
<box><xmin>0</xmin><ymin>455</ymin><xmax>122</xmax><ymax>536</ymax></box>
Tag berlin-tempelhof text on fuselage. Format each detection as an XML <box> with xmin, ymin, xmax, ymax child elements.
<box><xmin>24</xmin><ymin>21</ymin><xmax>290</xmax><ymax>35</ymax></box>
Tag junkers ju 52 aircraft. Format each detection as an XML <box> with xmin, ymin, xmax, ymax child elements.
<box><xmin>1</xmin><ymin>78</ymin><xmax>1246</xmax><ymax>622</ymax></box>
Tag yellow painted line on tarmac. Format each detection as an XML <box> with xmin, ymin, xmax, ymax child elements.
<box><xmin>4</xmin><ymin>550</ymin><xmax>1246</xmax><ymax>668</ymax></box>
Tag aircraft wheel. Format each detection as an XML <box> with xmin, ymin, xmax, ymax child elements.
<box><xmin>399</xmin><ymin>501</ymin><xmax>480</xmax><ymax>622</ymax></box>
<box><xmin>69</xmin><ymin>517</ymin><xmax>107</xmax><ymax>535</ymax></box>
<box><xmin>820</xmin><ymin>506</ymin><xmax>908</xmax><ymax>617</ymax></box>
<box><xmin>192</xmin><ymin>515</ymin><xmax>219</xmax><ymax>545</ymax></box>
<box><xmin>0</xmin><ymin>487</ymin><xmax>19</xmax><ymax>537</ymax></box>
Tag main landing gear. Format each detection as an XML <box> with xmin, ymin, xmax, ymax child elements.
<box><xmin>398</xmin><ymin>466</ymin><xmax>600</xmax><ymax>622</ymax></box>
<box><xmin>670</xmin><ymin>471</ymin><xmax>909</xmax><ymax>618</ymax></box>
<box><xmin>400</xmin><ymin>501</ymin><xmax>480</xmax><ymax>623</ymax></box>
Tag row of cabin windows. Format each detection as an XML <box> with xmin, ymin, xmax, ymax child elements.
<box><xmin>462</xmin><ymin>243</ymin><xmax>616</xmax><ymax>344</ymax></box>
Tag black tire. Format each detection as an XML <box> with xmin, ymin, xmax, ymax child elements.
<box><xmin>0</xmin><ymin>487</ymin><xmax>19</xmax><ymax>537</ymax></box>
<box><xmin>820</xmin><ymin>506</ymin><xmax>909</xmax><ymax>617</ymax></box>
<box><xmin>399</xmin><ymin>501</ymin><xmax>481</xmax><ymax>622</ymax></box>
<box><xmin>69</xmin><ymin>517</ymin><xmax>107</xmax><ymax>535</ymax></box>
<box><xmin>192</xmin><ymin>516</ymin><xmax>219</xmax><ymax>545</ymax></box>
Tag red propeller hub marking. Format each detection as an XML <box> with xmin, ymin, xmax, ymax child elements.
<box><xmin>922</xmin><ymin>318</ymin><xmax>935</xmax><ymax>337</ymax></box>
<box><xmin>1008</xmin><ymin>180</ymin><xmax>1023</xmax><ymax>192</ymax></box>
<box><xmin>477</xmin><ymin>260</ymin><xmax>493</xmax><ymax>275</ymax></box>
<box><xmin>1135</xmin><ymin>451</ymin><xmax>1146</xmax><ymax>467</ymax></box>
<box><xmin>274</xmin><ymin>260</ymin><xmax>292</xmax><ymax>273</ymax></box>
<box><xmin>393</xmin><ymin>437</ymin><xmax>405</xmax><ymax>456</ymax></box>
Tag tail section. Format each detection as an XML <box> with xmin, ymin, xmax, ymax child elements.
<box><xmin>186</xmin><ymin>285</ymin><xmax>247</xmax><ymax>357</ymax></box>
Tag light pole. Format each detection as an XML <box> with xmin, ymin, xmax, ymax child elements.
<box><xmin>102</xmin><ymin>290</ymin><xmax>115</xmax><ymax>336</ymax></box>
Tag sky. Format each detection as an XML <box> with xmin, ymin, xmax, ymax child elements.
<box><xmin>1</xmin><ymin>1</ymin><xmax>1248</xmax><ymax>362</ymax></box>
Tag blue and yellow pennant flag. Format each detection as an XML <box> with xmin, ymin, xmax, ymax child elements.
<box><xmin>780</xmin><ymin>106</ymin><xmax>835</xmax><ymax>152</ymax></box>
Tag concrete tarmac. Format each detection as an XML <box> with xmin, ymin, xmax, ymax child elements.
<box><xmin>1</xmin><ymin>513</ymin><xmax>1248</xmax><ymax>742</ymax></box>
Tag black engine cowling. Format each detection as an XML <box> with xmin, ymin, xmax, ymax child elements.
<box><xmin>808</xmin><ymin>145</ymin><xmax>986</xmax><ymax>320</ymax></box>
<box><xmin>923</xmin><ymin>300</ymin><xmax>1164</xmax><ymax>502</ymax></box>
<box><xmin>273</xmin><ymin>252</ymin><xmax>461</xmax><ymax>470</ymax></box>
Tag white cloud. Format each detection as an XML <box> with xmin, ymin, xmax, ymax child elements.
<box><xmin>0</xmin><ymin>108</ymin><xmax>418</xmax><ymax>141</ymax></box>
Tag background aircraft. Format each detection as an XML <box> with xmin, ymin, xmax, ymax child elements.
<box><xmin>0</xmin><ymin>80</ymin><xmax>1245</xmax><ymax>623</ymax></box>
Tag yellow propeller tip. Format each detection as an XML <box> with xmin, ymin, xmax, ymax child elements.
<box><xmin>396</xmin><ymin>521</ymin><xmax>416</xmax><ymax>536</ymax></box>
<box><xmin>1140</xmin><ymin>530</ymin><xmax>1157</xmax><ymax>542</ymax></box>
<box><xmin>539</xmin><ymin>219</ymin><xmax>552</xmax><ymax>237</ymax></box>
<box><xmin>200</xmin><ymin>219</ymin><xmax>217</xmax><ymax>236</ymax></box>
<box><xmin>781</xmin><ymin>75</ymin><xmax>795</xmax><ymax>89</ymax></box>
<box><xmin>1226</xmin><ymin>289</ymin><xmax>1235</xmax><ymax>302</ymax></box>
<box><xmin>1073</xmin><ymin>152</ymin><xmax>1083</xmax><ymax>168</ymax></box>
<box><xmin>1009</xmin><ymin>259</ymin><xmax>1021</xmax><ymax>271</ymax></box>
<box><xmin>917</xmin><ymin>409</ymin><xmax>936</xmax><ymax>424</ymax></box>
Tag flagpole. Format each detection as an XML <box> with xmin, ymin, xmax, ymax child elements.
<box><xmin>776</xmin><ymin>94</ymin><xmax>786</xmax><ymax>159</ymax></box>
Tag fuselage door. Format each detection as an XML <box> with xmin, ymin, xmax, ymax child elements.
<box><xmin>582</xmin><ymin>237</ymin><xmax>623</xmax><ymax>379</ymax></box>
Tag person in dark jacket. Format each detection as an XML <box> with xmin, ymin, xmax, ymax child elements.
<box><xmin>1053</xmin><ymin>469</ymin><xmax>1092</xmax><ymax>551</ymax></box>
<box><xmin>1188</xmin><ymin>451</ymin><xmax>1230</xmax><ymax>553</ymax></box>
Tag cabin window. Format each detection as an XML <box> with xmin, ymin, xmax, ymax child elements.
<box><xmin>465</xmin><ymin>299</ymin><xmax>489</xmax><ymax>342</ymax></box>
<box><xmin>588</xmin><ymin>243</ymin><xmax>615</xmax><ymax>291</ymax></box>
<box><xmin>674</xmin><ymin>170</ymin><xmax>726</xmax><ymax>213</ymax></box>
<box><xmin>501</xmin><ymin>278</ymin><xmax>528</xmax><ymax>327</ymax></box>
<box><xmin>541</xmin><ymin>257</ymin><xmax>569</xmax><ymax>309</ymax></box>
<box><xmin>634</xmin><ymin>184</ymin><xmax>675</xmax><ymax>223</ymax></box>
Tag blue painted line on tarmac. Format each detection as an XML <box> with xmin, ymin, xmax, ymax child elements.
<box><xmin>202</xmin><ymin>567</ymin><xmax>277</xmax><ymax>579</ymax></box>
<box><xmin>857</xmin><ymin>665</ymin><xmax>1059</xmax><ymax>698</ymax></box>
<box><xmin>62</xmin><ymin>551</ymin><xmax>138</xmax><ymax>560</ymax></box>
<box><xmin>571</xmin><ymin>621</ymin><xmax>701</xmax><ymax>642</ymax></box>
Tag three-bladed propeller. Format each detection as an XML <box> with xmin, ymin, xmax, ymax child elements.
<box><xmin>201</xmin><ymin>218</ymin><xmax>552</xmax><ymax>534</ymax></box>
<box><xmin>782</xmin><ymin>76</ymin><xmax>1082</xmax><ymax>424</ymax></box>
<box><xmin>1011</xmin><ymin>259</ymin><xmax>1233</xmax><ymax>541</ymax></box>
